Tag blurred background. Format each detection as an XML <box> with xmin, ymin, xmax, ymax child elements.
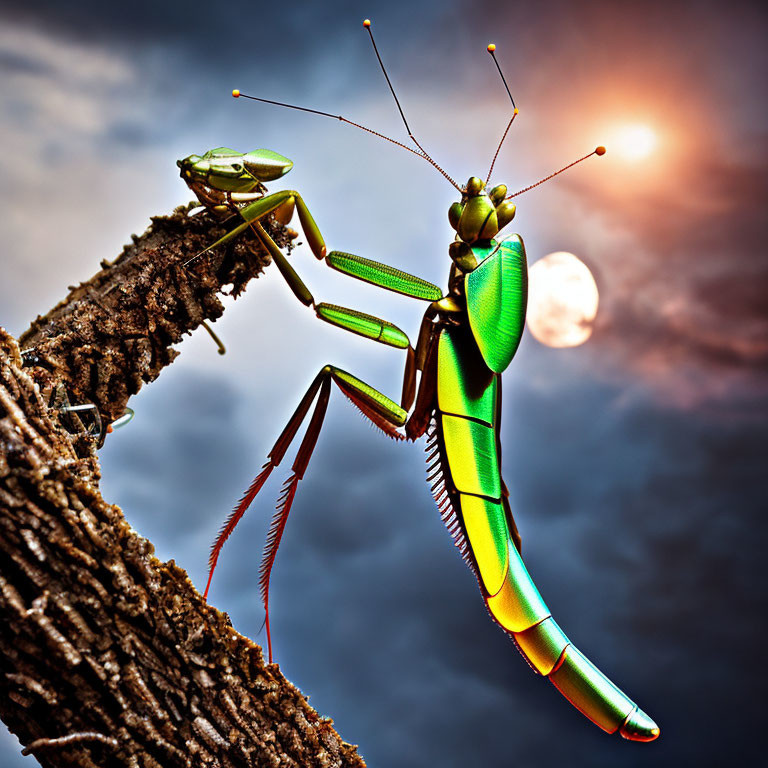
<box><xmin>0</xmin><ymin>0</ymin><xmax>765</xmax><ymax>765</ymax></box>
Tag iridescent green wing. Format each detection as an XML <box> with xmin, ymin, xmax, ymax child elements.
<box><xmin>465</xmin><ymin>234</ymin><xmax>527</xmax><ymax>374</ymax></box>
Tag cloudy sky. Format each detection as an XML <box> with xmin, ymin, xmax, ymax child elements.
<box><xmin>0</xmin><ymin>0</ymin><xmax>765</xmax><ymax>765</ymax></box>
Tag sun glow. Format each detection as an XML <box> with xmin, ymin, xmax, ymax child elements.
<box><xmin>614</xmin><ymin>124</ymin><xmax>657</xmax><ymax>161</ymax></box>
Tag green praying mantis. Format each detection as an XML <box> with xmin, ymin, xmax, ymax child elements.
<box><xmin>180</xmin><ymin>20</ymin><xmax>659</xmax><ymax>742</ymax></box>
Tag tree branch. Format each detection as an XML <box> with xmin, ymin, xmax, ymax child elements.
<box><xmin>0</xmin><ymin>207</ymin><xmax>366</xmax><ymax>767</ymax></box>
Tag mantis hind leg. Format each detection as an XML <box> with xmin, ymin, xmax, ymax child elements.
<box><xmin>204</xmin><ymin>365</ymin><xmax>406</xmax><ymax>662</ymax></box>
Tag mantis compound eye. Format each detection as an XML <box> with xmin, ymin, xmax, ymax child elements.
<box><xmin>465</xmin><ymin>176</ymin><xmax>485</xmax><ymax>196</ymax></box>
<box><xmin>448</xmin><ymin>202</ymin><xmax>464</xmax><ymax>230</ymax></box>
<box><xmin>489</xmin><ymin>184</ymin><xmax>507</xmax><ymax>204</ymax></box>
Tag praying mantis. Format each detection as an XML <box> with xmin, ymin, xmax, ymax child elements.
<box><xmin>181</xmin><ymin>20</ymin><xmax>659</xmax><ymax>742</ymax></box>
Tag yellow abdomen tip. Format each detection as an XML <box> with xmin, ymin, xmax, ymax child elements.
<box><xmin>596</xmin><ymin>145</ymin><xmax>606</xmax><ymax>155</ymax></box>
<box><xmin>363</xmin><ymin>19</ymin><xmax>371</xmax><ymax>27</ymax></box>
<box><xmin>620</xmin><ymin>707</ymin><xmax>660</xmax><ymax>742</ymax></box>
<box><xmin>487</xmin><ymin>43</ymin><xmax>496</xmax><ymax>52</ymax></box>
<box><xmin>232</xmin><ymin>89</ymin><xmax>240</xmax><ymax>98</ymax></box>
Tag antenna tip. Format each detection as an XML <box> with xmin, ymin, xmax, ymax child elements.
<box><xmin>363</xmin><ymin>19</ymin><xmax>371</xmax><ymax>27</ymax></box>
<box><xmin>595</xmin><ymin>145</ymin><xmax>606</xmax><ymax>156</ymax></box>
<box><xmin>232</xmin><ymin>89</ymin><xmax>240</xmax><ymax>98</ymax></box>
<box><xmin>487</xmin><ymin>43</ymin><xmax>496</xmax><ymax>52</ymax></box>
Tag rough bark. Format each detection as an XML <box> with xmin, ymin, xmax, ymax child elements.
<box><xmin>0</xmin><ymin>207</ymin><xmax>366</xmax><ymax>767</ymax></box>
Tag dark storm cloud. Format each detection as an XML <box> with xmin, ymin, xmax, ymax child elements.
<box><xmin>587</xmin><ymin>151</ymin><xmax>768</xmax><ymax>405</ymax></box>
<box><xmin>100</xmin><ymin>367</ymin><xmax>257</xmax><ymax>550</ymax></box>
<box><xmin>2</xmin><ymin>1</ymin><xmax>767</xmax><ymax>766</ymax></box>
<box><xmin>582</xmin><ymin>416</ymin><xmax>767</xmax><ymax>759</ymax></box>
<box><xmin>103</xmin><ymin>121</ymin><xmax>154</xmax><ymax>148</ymax></box>
<box><xmin>0</xmin><ymin>0</ymin><xmax>445</xmax><ymax>77</ymax></box>
<box><xmin>1</xmin><ymin>0</ymin><xmax>277</xmax><ymax>48</ymax></box>
<box><xmin>0</xmin><ymin>0</ymin><xmax>455</xmax><ymax>155</ymax></box>
<box><xmin>0</xmin><ymin>47</ymin><xmax>51</xmax><ymax>76</ymax></box>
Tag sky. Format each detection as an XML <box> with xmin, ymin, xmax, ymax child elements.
<box><xmin>0</xmin><ymin>0</ymin><xmax>766</xmax><ymax>765</ymax></box>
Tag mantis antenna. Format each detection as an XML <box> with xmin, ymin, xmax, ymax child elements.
<box><xmin>231</xmin><ymin>90</ymin><xmax>461</xmax><ymax>193</ymax></box>
<box><xmin>361</xmin><ymin>19</ymin><xmax>461</xmax><ymax>191</ymax></box>
<box><xmin>232</xmin><ymin>18</ymin><xmax>462</xmax><ymax>193</ymax></box>
<box><xmin>507</xmin><ymin>146</ymin><xmax>607</xmax><ymax>199</ymax></box>
<box><xmin>484</xmin><ymin>44</ymin><xmax>606</xmax><ymax>196</ymax></box>
<box><xmin>485</xmin><ymin>43</ymin><xmax>519</xmax><ymax>185</ymax></box>
<box><xmin>232</xmin><ymin>22</ymin><xmax>605</xmax><ymax>196</ymax></box>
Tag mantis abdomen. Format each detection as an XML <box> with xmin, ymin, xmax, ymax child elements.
<box><xmin>431</xmin><ymin>326</ymin><xmax>659</xmax><ymax>741</ymax></box>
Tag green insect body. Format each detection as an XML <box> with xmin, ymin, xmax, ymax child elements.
<box><xmin>182</xmin><ymin>20</ymin><xmax>658</xmax><ymax>744</ymax></box>
<box><xmin>184</xmin><ymin>164</ymin><xmax>658</xmax><ymax>742</ymax></box>
<box><xmin>178</xmin><ymin>147</ymin><xmax>293</xmax><ymax>213</ymax></box>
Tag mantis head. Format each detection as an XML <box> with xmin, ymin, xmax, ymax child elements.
<box><xmin>448</xmin><ymin>176</ymin><xmax>516</xmax><ymax>245</ymax></box>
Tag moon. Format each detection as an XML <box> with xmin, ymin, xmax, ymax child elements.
<box><xmin>527</xmin><ymin>252</ymin><xmax>599</xmax><ymax>348</ymax></box>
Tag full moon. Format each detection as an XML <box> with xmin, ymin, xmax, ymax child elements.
<box><xmin>527</xmin><ymin>252</ymin><xmax>599</xmax><ymax>348</ymax></box>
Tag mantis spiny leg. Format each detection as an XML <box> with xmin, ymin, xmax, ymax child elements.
<box><xmin>205</xmin><ymin>365</ymin><xmax>407</xmax><ymax>662</ymax></box>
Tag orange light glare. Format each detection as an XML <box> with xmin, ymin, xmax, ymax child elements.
<box><xmin>614</xmin><ymin>124</ymin><xmax>656</xmax><ymax>161</ymax></box>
